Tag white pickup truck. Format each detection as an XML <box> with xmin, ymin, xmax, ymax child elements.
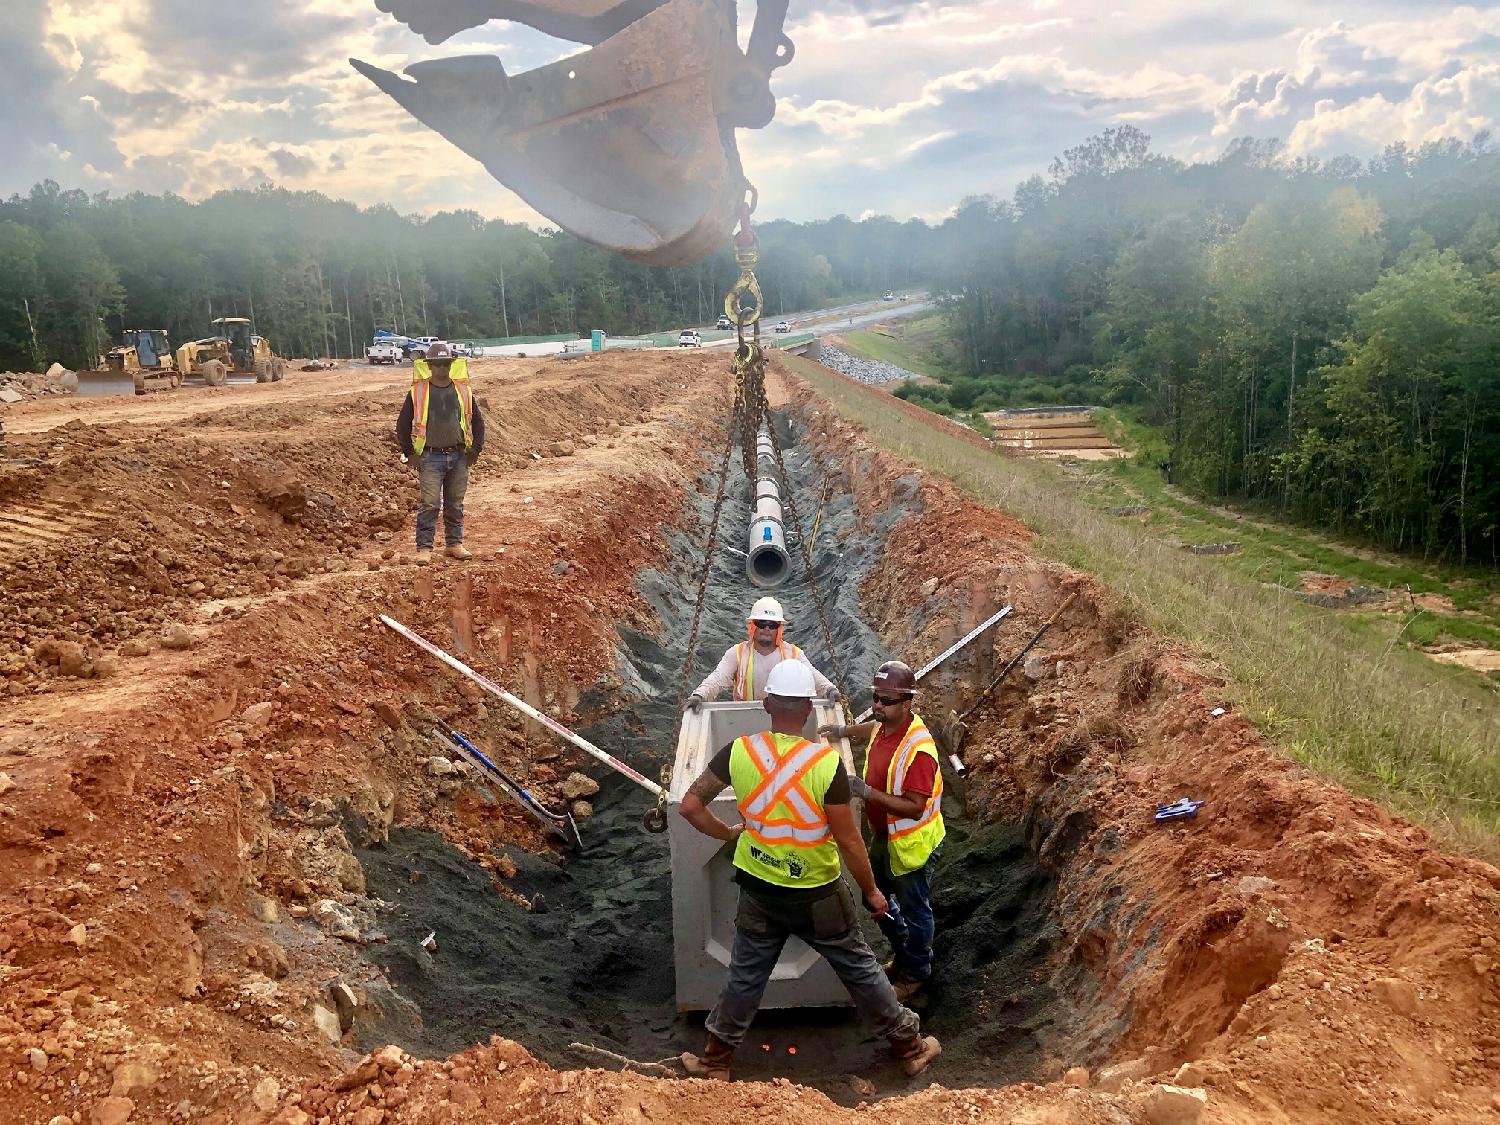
<box><xmin>364</xmin><ymin>338</ymin><xmax>404</xmax><ymax>365</ymax></box>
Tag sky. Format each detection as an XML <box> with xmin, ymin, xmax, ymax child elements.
<box><xmin>7</xmin><ymin>1</ymin><xmax>1500</xmax><ymax>226</ymax></box>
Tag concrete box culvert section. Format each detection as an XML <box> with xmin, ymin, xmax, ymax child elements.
<box><xmin>668</xmin><ymin>700</ymin><xmax>855</xmax><ymax>1011</ymax></box>
<box><xmin>347</xmin><ymin>408</ymin><xmax>1107</xmax><ymax>1100</ymax></box>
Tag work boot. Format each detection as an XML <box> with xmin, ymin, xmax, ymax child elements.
<box><xmin>891</xmin><ymin>974</ymin><xmax>927</xmax><ymax>1003</ymax></box>
<box><xmin>415</xmin><ymin>548</ymin><xmax>433</xmax><ymax>566</ymax></box>
<box><xmin>680</xmin><ymin>1033</ymin><xmax>734</xmax><ymax>1081</ymax></box>
<box><xmin>891</xmin><ymin>1034</ymin><xmax>941</xmax><ymax>1077</ymax></box>
<box><xmin>445</xmin><ymin>543</ymin><xmax>473</xmax><ymax>560</ymax></box>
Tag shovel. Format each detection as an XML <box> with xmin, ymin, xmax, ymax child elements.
<box><xmin>433</xmin><ymin>720</ymin><xmax>584</xmax><ymax>851</ymax></box>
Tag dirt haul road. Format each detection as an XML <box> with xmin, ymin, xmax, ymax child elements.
<box><xmin>0</xmin><ymin>355</ymin><xmax>1496</xmax><ymax>1125</ymax></box>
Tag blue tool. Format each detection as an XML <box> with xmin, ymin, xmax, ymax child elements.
<box><xmin>433</xmin><ymin>721</ymin><xmax>584</xmax><ymax>850</ymax></box>
<box><xmin>1155</xmin><ymin>798</ymin><xmax>1204</xmax><ymax>823</ymax></box>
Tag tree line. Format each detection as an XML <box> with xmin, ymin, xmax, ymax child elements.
<box><xmin>0</xmin><ymin>183</ymin><xmax>931</xmax><ymax>373</ymax></box>
<box><xmin>912</xmin><ymin>127</ymin><xmax>1500</xmax><ymax>564</ymax></box>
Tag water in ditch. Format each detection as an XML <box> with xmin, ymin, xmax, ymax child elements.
<box><xmin>352</xmin><ymin>410</ymin><xmax>1088</xmax><ymax>1100</ymax></box>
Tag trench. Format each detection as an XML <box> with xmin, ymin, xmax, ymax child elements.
<box><xmin>349</xmin><ymin>409</ymin><xmax>1102</xmax><ymax>1102</ymax></box>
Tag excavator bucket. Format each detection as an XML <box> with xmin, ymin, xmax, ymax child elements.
<box><xmin>352</xmin><ymin>0</ymin><xmax>791</xmax><ymax>265</ymax></box>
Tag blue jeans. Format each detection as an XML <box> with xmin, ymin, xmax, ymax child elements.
<box><xmin>416</xmin><ymin>448</ymin><xmax>469</xmax><ymax>549</ymax></box>
<box><xmin>870</xmin><ymin>838</ymin><xmax>942</xmax><ymax>981</ymax></box>
<box><xmin>705</xmin><ymin>882</ymin><xmax>921</xmax><ymax>1050</ymax></box>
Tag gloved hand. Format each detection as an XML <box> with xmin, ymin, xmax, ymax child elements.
<box><xmin>825</xmin><ymin>686</ymin><xmax>842</xmax><ymax>704</ymax></box>
<box><xmin>848</xmin><ymin>772</ymin><xmax>871</xmax><ymax>800</ymax></box>
<box><xmin>818</xmin><ymin>723</ymin><xmax>844</xmax><ymax>741</ymax></box>
<box><xmin>466</xmin><ymin>449</ymin><xmax>479</xmax><ymax>466</ymax></box>
<box><xmin>685</xmin><ymin>694</ymin><xmax>705</xmax><ymax>713</ymax></box>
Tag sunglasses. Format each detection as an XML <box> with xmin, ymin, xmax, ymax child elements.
<box><xmin>752</xmin><ymin>620</ymin><xmax>780</xmax><ymax>628</ymax></box>
<box><xmin>871</xmin><ymin>694</ymin><xmax>908</xmax><ymax>706</ymax></box>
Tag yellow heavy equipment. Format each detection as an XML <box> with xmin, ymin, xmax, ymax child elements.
<box><xmin>100</xmin><ymin>329</ymin><xmax>183</xmax><ymax>395</ymax></box>
<box><xmin>175</xmin><ymin>318</ymin><xmax>285</xmax><ymax>387</ymax></box>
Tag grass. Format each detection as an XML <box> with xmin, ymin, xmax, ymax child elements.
<box><xmin>783</xmin><ymin>353</ymin><xmax>1500</xmax><ymax>862</ymax></box>
<box><xmin>836</xmin><ymin>311</ymin><xmax>958</xmax><ymax>382</ymax></box>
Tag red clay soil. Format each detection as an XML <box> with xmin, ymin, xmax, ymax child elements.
<box><xmin>0</xmin><ymin>353</ymin><xmax>1496</xmax><ymax>1125</ymax></box>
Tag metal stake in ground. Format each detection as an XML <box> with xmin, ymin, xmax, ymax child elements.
<box><xmin>852</xmin><ymin>604</ymin><xmax>1014</xmax><ymax>724</ymax></box>
<box><xmin>380</xmin><ymin>615</ymin><xmax>666</xmax><ymax>813</ymax></box>
<box><xmin>952</xmin><ymin>592</ymin><xmax>1079</xmax><ymax>747</ymax></box>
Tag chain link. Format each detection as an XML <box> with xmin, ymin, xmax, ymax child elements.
<box><xmin>662</xmin><ymin>190</ymin><xmax>851</xmax><ymax>830</ymax></box>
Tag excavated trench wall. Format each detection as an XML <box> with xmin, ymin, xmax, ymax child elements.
<box><xmin>343</xmin><ymin>407</ymin><xmax>1112</xmax><ymax>1101</ymax></box>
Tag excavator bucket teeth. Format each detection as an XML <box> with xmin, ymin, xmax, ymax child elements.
<box><xmin>352</xmin><ymin>0</ymin><xmax>749</xmax><ymax>265</ymax></box>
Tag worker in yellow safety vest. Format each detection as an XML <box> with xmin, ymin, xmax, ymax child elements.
<box><xmin>678</xmin><ymin>659</ymin><xmax>941</xmax><ymax>1082</ymax></box>
<box><xmin>685</xmin><ymin>596</ymin><xmax>838</xmax><ymax>708</ymax></box>
<box><xmin>395</xmin><ymin>342</ymin><xmax>486</xmax><ymax>566</ymax></box>
<box><xmin>821</xmin><ymin>660</ymin><xmax>945</xmax><ymax>1001</ymax></box>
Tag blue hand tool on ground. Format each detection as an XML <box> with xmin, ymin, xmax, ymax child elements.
<box><xmin>1155</xmin><ymin>798</ymin><xmax>1205</xmax><ymax>823</ymax></box>
<box><xmin>434</xmin><ymin>720</ymin><xmax>584</xmax><ymax>851</ymax></box>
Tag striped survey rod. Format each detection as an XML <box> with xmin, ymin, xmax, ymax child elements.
<box><xmin>380</xmin><ymin>616</ymin><xmax>666</xmax><ymax>826</ymax></box>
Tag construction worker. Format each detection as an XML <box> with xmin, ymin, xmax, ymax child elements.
<box><xmin>686</xmin><ymin>596</ymin><xmax>838</xmax><ymax>707</ymax></box>
<box><xmin>820</xmin><ymin>661</ymin><xmax>944</xmax><ymax>1001</ymax></box>
<box><xmin>395</xmin><ymin>341</ymin><xmax>486</xmax><ymax>566</ymax></box>
<box><xmin>678</xmin><ymin>660</ymin><xmax>941</xmax><ymax>1081</ymax></box>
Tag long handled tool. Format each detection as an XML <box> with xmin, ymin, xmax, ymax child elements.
<box><xmin>434</xmin><ymin>721</ymin><xmax>584</xmax><ymax>851</ymax></box>
<box><xmin>852</xmin><ymin>604</ymin><xmax>1014</xmax><ymax>723</ymax></box>
<box><xmin>951</xmin><ymin>592</ymin><xmax>1079</xmax><ymax>747</ymax></box>
<box><xmin>381</xmin><ymin>616</ymin><xmax>667</xmax><ymax>827</ymax></box>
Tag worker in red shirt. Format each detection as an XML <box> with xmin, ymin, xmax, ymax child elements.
<box><xmin>821</xmin><ymin>661</ymin><xmax>945</xmax><ymax>1000</ymax></box>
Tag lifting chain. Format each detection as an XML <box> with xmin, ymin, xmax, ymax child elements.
<box><xmin>652</xmin><ymin>190</ymin><xmax>851</xmax><ymax>832</ymax></box>
<box><xmin>725</xmin><ymin>195</ymin><xmax>768</xmax><ymax>482</ymax></box>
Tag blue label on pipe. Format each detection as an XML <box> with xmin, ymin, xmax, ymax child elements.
<box><xmin>763</xmin><ymin>527</ymin><xmax>773</xmax><ymax>541</ymax></box>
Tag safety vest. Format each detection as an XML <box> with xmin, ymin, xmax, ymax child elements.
<box><xmin>729</xmin><ymin>731</ymin><xmax>842</xmax><ymax>889</ymax></box>
<box><xmin>410</xmin><ymin>357</ymin><xmax>473</xmax><ymax>454</ymax></box>
<box><xmin>732</xmin><ymin>640</ymin><xmax>805</xmax><ymax>701</ymax></box>
<box><xmin>863</xmin><ymin>712</ymin><xmax>945</xmax><ymax>876</ymax></box>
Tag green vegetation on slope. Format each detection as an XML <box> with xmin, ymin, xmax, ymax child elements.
<box><xmin>785</xmin><ymin>352</ymin><xmax>1500</xmax><ymax>862</ymax></box>
<box><xmin>923</xmin><ymin>127</ymin><xmax>1500</xmax><ymax>564</ymax></box>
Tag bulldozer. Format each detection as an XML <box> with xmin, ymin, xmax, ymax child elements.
<box><xmin>175</xmin><ymin>318</ymin><xmax>285</xmax><ymax>387</ymax></box>
<box><xmin>351</xmin><ymin>0</ymin><xmax>793</xmax><ymax>266</ymax></box>
<box><xmin>100</xmin><ymin>329</ymin><xmax>183</xmax><ymax>395</ymax></box>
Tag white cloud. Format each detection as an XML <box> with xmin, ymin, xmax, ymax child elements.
<box><xmin>3</xmin><ymin>1</ymin><xmax>1500</xmax><ymax>230</ymax></box>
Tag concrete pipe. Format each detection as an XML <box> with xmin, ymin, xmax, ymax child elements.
<box><xmin>747</xmin><ymin>429</ymin><xmax>791</xmax><ymax>587</ymax></box>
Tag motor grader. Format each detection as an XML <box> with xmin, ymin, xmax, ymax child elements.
<box><xmin>175</xmin><ymin>318</ymin><xmax>285</xmax><ymax>386</ymax></box>
<box><xmin>99</xmin><ymin>329</ymin><xmax>183</xmax><ymax>395</ymax></box>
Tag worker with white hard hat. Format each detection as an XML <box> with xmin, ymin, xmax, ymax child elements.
<box><xmin>677</xmin><ymin>659</ymin><xmax>941</xmax><ymax>1082</ymax></box>
<box><xmin>686</xmin><ymin>596</ymin><xmax>837</xmax><ymax>709</ymax></box>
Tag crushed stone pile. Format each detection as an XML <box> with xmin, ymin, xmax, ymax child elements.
<box><xmin>818</xmin><ymin>344</ymin><xmax>920</xmax><ymax>385</ymax></box>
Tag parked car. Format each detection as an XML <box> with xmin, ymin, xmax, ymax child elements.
<box><xmin>364</xmin><ymin>338</ymin><xmax>404</xmax><ymax>365</ymax></box>
<box><xmin>406</xmin><ymin>336</ymin><xmax>440</xmax><ymax>359</ymax></box>
<box><xmin>883</xmin><ymin>291</ymin><xmax>896</xmax><ymax>301</ymax></box>
<box><xmin>774</xmin><ymin>320</ymin><xmax>791</xmax><ymax>333</ymax></box>
<box><xmin>715</xmin><ymin>315</ymin><xmax>733</xmax><ymax>331</ymax></box>
<box><xmin>678</xmin><ymin>330</ymin><xmax>702</xmax><ymax>347</ymax></box>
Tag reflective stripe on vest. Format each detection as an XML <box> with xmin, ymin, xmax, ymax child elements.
<box><xmin>410</xmin><ymin>357</ymin><xmax>473</xmax><ymax>455</ymax></box>
<box><xmin>863</xmin><ymin>712</ymin><xmax>945</xmax><ymax>876</ymax></box>
<box><xmin>732</xmin><ymin>640</ymin><xmax>803</xmax><ymax>701</ymax></box>
<box><xmin>738</xmin><ymin>733</ymin><xmax>829</xmax><ymax>843</ymax></box>
<box><xmin>729</xmin><ymin>731</ymin><xmax>842</xmax><ymax>889</ymax></box>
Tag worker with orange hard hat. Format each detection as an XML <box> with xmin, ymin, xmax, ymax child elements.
<box><xmin>822</xmin><ymin>660</ymin><xmax>945</xmax><ymax>1001</ymax></box>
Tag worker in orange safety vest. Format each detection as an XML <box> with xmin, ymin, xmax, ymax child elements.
<box><xmin>685</xmin><ymin>596</ymin><xmax>838</xmax><ymax>708</ymax></box>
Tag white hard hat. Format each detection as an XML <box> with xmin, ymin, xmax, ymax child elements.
<box><xmin>749</xmin><ymin>596</ymin><xmax>785</xmax><ymax>623</ymax></box>
<box><xmin>764</xmin><ymin>660</ymin><xmax>817</xmax><ymax>699</ymax></box>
